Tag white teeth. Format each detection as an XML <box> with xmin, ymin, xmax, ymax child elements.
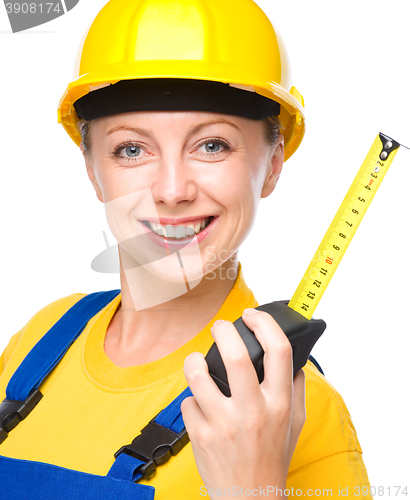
<box><xmin>164</xmin><ymin>225</ymin><xmax>175</xmax><ymax>237</ymax></box>
<box><xmin>174</xmin><ymin>226</ymin><xmax>186</xmax><ymax>238</ymax></box>
<box><xmin>150</xmin><ymin>221</ymin><xmax>162</xmax><ymax>232</ymax></box>
<box><xmin>146</xmin><ymin>217</ymin><xmax>212</xmax><ymax>238</ymax></box>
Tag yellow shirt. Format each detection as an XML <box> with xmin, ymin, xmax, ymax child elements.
<box><xmin>0</xmin><ymin>263</ymin><xmax>371</xmax><ymax>498</ymax></box>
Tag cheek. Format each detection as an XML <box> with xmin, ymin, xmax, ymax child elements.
<box><xmin>249</xmin><ymin>152</ymin><xmax>270</xmax><ymax>190</ymax></box>
<box><xmin>220</xmin><ymin>157</ymin><xmax>264</xmax><ymax>207</ymax></box>
<box><xmin>201</xmin><ymin>159</ymin><xmax>260</xmax><ymax>225</ymax></box>
<box><xmin>94</xmin><ymin>163</ymin><xmax>144</xmax><ymax>203</ymax></box>
<box><xmin>199</xmin><ymin>161</ymin><xmax>250</xmax><ymax>204</ymax></box>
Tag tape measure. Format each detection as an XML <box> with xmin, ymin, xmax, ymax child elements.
<box><xmin>207</xmin><ymin>132</ymin><xmax>406</xmax><ymax>395</ymax></box>
<box><xmin>288</xmin><ymin>133</ymin><xmax>402</xmax><ymax>320</ymax></box>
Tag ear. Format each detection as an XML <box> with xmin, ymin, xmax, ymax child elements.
<box><xmin>80</xmin><ymin>143</ymin><xmax>104</xmax><ymax>203</ymax></box>
<box><xmin>261</xmin><ymin>134</ymin><xmax>284</xmax><ymax>199</ymax></box>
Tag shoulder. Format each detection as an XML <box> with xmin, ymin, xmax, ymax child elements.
<box><xmin>12</xmin><ymin>292</ymin><xmax>87</xmax><ymax>350</ymax></box>
<box><xmin>289</xmin><ymin>359</ymin><xmax>363</xmax><ymax>472</ymax></box>
<box><xmin>0</xmin><ymin>292</ymin><xmax>87</xmax><ymax>391</ymax></box>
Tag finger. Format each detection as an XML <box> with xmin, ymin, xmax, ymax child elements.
<box><xmin>241</xmin><ymin>309</ymin><xmax>293</xmax><ymax>398</ymax></box>
<box><xmin>210</xmin><ymin>319</ymin><xmax>261</xmax><ymax>403</ymax></box>
<box><xmin>293</xmin><ymin>369</ymin><xmax>306</xmax><ymax>422</ymax></box>
<box><xmin>184</xmin><ymin>351</ymin><xmax>225</xmax><ymax>420</ymax></box>
<box><xmin>289</xmin><ymin>369</ymin><xmax>306</xmax><ymax>452</ymax></box>
<box><xmin>180</xmin><ymin>395</ymin><xmax>207</xmax><ymax>436</ymax></box>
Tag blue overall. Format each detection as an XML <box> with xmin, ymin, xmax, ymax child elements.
<box><xmin>0</xmin><ymin>290</ymin><xmax>193</xmax><ymax>500</ymax></box>
<box><xmin>0</xmin><ymin>290</ymin><xmax>325</xmax><ymax>499</ymax></box>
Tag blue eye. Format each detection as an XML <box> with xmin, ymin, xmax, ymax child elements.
<box><xmin>197</xmin><ymin>139</ymin><xmax>230</xmax><ymax>156</ymax></box>
<box><xmin>113</xmin><ymin>143</ymin><xmax>144</xmax><ymax>162</ymax></box>
<box><xmin>204</xmin><ymin>142</ymin><xmax>220</xmax><ymax>153</ymax></box>
<box><xmin>125</xmin><ymin>145</ymin><xmax>141</xmax><ymax>157</ymax></box>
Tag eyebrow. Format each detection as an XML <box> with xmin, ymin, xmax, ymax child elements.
<box><xmin>105</xmin><ymin>119</ymin><xmax>240</xmax><ymax>140</ymax></box>
<box><xmin>106</xmin><ymin>126</ymin><xmax>153</xmax><ymax>138</ymax></box>
<box><xmin>186</xmin><ymin>119</ymin><xmax>241</xmax><ymax>138</ymax></box>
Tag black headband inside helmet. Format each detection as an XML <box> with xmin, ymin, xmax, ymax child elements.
<box><xmin>74</xmin><ymin>78</ymin><xmax>280</xmax><ymax>121</ymax></box>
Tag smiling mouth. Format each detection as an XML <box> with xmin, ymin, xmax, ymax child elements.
<box><xmin>140</xmin><ymin>216</ymin><xmax>215</xmax><ymax>239</ymax></box>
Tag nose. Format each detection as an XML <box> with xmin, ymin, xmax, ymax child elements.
<box><xmin>150</xmin><ymin>155</ymin><xmax>197</xmax><ymax>208</ymax></box>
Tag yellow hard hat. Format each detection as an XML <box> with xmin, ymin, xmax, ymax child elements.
<box><xmin>58</xmin><ymin>0</ymin><xmax>305</xmax><ymax>161</ymax></box>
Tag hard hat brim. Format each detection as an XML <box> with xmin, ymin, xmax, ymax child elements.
<box><xmin>58</xmin><ymin>62</ymin><xmax>305</xmax><ymax>161</ymax></box>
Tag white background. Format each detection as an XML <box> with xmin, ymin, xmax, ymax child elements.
<box><xmin>0</xmin><ymin>0</ymin><xmax>409</xmax><ymax>492</ymax></box>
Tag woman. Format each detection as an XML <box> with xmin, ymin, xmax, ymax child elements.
<box><xmin>0</xmin><ymin>0</ymin><xmax>372</xmax><ymax>498</ymax></box>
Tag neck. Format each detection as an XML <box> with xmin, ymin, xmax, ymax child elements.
<box><xmin>104</xmin><ymin>246</ymin><xmax>239</xmax><ymax>367</ymax></box>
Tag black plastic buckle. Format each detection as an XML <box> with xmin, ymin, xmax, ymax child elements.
<box><xmin>0</xmin><ymin>389</ymin><xmax>43</xmax><ymax>444</ymax></box>
<box><xmin>114</xmin><ymin>418</ymin><xmax>189</xmax><ymax>479</ymax></box>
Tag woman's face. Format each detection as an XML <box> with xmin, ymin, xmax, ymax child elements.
<box><xmin>83</xmin><ymin>110</ymin><xmax>284</xmax><ymax>286</ymax></box>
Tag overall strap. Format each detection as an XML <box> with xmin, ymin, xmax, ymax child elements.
<box><xmin>109</xmin><ymin>359</ymin><xmax>325</xmax><ymax>481</ymax></box>
<box><xmin>1</xmin><ymin>290</ymin><xmax>120</xmax><ymax>444</ymax></box>
<box><xmin>0</xmin><ymin>288</ymin><xmax>191</xmax><ymax>498</ymax></box>
<box><xmin>0</xmin><ymin>288</ymin><xmax>193</xmax><ymax>490</ymax></box>
<box><xmin>308</xmin><ymin>354</ymin><xmax>325</xmax><ymax>375</ymax></box>
<box><xmin>108</xmin><ymin>386</ymin><xmax>192</xmax><ymax>482</ymax></box>
<box><xmin>6</xmin><ymin>290</ymin><xmax>121</xmax><ymax>401</ymax></box>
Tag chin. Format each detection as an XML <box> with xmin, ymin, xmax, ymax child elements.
<box><xmin>118</xmin><ymin>243</ymin><xmax>204</xmax><ymax>287</ymax></box>
<box><xmin>147</xmin><ymin>249</ymin><xmax>205</xmax><ymax>285</ymax></box>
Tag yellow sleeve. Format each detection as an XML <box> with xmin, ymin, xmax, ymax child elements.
<box><xmin>286</xmin><ymin>361</ymin><xmax>373</xmax><ymax>499</ymax></box>
<box><xmin>0</xmin><ymin>293</ymin><xmax>86</xmax><ymax>396</ymax></box>
<box><xmin>0</xmin><ymin>331</ymin><xmax>24</xmax><ymax>377</ymax></box>
<box><xmin>287</xmin><ymin>451</ymin><xmax>372</xmax><ymax>498</ymax></box>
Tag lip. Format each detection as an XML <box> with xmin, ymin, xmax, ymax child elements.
<box><xmin>136</xmin><ymin>216</ymin><xmax>219</xmax><ymax>251</ymax></box>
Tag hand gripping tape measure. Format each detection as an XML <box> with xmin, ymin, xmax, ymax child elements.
<box><xmin>206</xmin><ymin>133</ymin><xmax>404</xmax><ymax>396</ymax></box>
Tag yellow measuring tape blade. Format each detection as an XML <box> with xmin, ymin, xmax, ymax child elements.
<box><xmin>288</xmin><ymin>133</ymin><xmax>401</xmax><ymax>320</ymax></box>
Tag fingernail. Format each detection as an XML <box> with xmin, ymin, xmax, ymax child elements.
<box><xmin>213</xmin><ymin>319</ymin><xmax>225</xmax><ymax>327</ymax></box>
<box><xmin>243</xmin><ymin>308</ymin><xmax>258</xmax><ymax>315</ymax></box>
